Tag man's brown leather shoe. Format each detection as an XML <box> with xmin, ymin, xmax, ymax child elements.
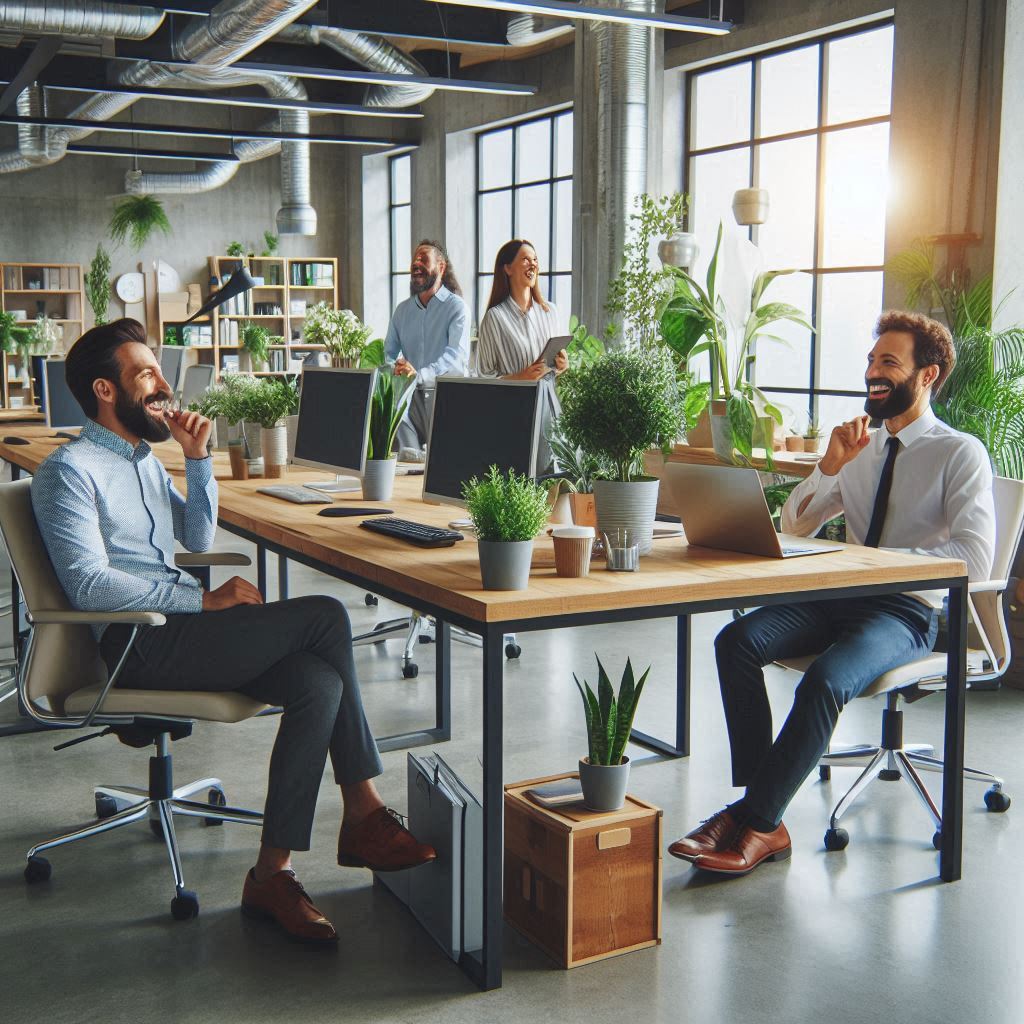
<box><xmin>668</xmin><ymin>808</ymin><xmax>740</xmax><ymax>862</ymax></box>
<box><xmin>241</xmin><ymin>868</ymin><xmax>338</xmax><ymax>945</ymax></box>
<box><xmin>337</xmin><ymin>806</ymin><xmax>437</xmax><ymax>872</ymax></box>
<box><xmin>694</xmin><ymin>821</ymin><xmax>792</xmax><ymax>876</ymax></box>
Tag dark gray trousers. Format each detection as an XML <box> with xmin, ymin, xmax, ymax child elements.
<box><xmin>100</xmin><ymin>595</ymin><xmax>384</xmax><ymax>851</ymax></box>
<box><xmin>395</xmin><ymin>385</ymin><xmax>434</xmax><ymax>453</ymax></box>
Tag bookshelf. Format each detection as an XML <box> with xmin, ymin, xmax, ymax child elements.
<box><xmin>0</xmin><ymin>261</ymin><xmax>84</xmax><ymax>410</ymax></box>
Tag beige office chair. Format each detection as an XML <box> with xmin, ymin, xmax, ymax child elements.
<box><xmin>779</xmin><ymin>476</ymin><xmax>1024</xmax><ymax>852</ymax></box>
<box><xmin>0</xmin><ymin>479</ymin><xmax>269</xmax><ymax>920</ymax></box>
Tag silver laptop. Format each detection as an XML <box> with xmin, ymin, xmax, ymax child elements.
<box><xmin>662</xmin><ymin>462</ymin><xmax>843</xmax><ymax>559</ymax></box>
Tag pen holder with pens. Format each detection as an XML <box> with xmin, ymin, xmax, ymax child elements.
<box><xmin>602</xmin><ymin>528</ymin><xmax>640</xmax><ymax>572</ymax></box>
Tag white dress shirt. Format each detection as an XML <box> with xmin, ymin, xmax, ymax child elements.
<box><xmin>781</xmin><ymin>408</ymin><xmax>995</xmax><ymax>605</ymax></box>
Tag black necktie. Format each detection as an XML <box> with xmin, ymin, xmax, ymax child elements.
<box><xmin>863</xmin><ymin>437</ymin><xmax>900</xmax><ymax>548</ymax></box>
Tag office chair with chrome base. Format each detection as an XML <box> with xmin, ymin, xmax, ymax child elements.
<box><xmin>777</xmin><ymin>476</ymin><xmax>1024</xmax><ymax>852</ymax></box>
<box><xmin>0</xmin><ymin>479</ymin><xmax>268</xmax><ymax>921</ymax></box>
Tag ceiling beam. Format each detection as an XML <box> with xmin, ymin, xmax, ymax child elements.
<box><xmin>327</xmin><ymin>0</ymin><xmax>510</xmax><ymax>46</ymax></box>
<box><xmin>0</xmin><ymin>37</ymin><xmax>63</xmax><ymax>115</ymax></box>
<box><xmin>67</xmin><ymin>143</ymin><xmax>239</xmax><ymax>161</ymax></box>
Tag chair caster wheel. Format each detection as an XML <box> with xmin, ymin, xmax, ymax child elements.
<box><xmin>95</xmin><ymin>794</ymin><xmax>118</xmax><ymax>819</ymax></box>
<box><xmin>878</xmin><ymin>768</ymin><xmax>901</xmax><ymax>781</ymax></box>
<box><xmin>505</xmin><ymin>643</ymin><xmax>521</xmax><ymax>660</ymax></box>
<box><xmin>171</xmin><ymin>889</ymin><xmax>199</xmax><ymax>920</ymax></box>
<box><xmin>824</xmin><ymin>827</ymin><xmax>849</xmax><ymax>852</ymax></box>
<box><xmin>149</xmin><ymin>817</ymin><xmax>165</xmax><ymax>839</ymax></box>
<box><xmin>984</xmin><ymin>788</ymin><xmax>1010</xmax><ymax>812</ymax></box>
<box><xmin>402</xmin><ymin>663</ymin><xmax>419</xmax><ymax>679</ymax></box>
<box><xmin>818</xmin><ymin>766</ymin><xmax>831</xmax><ymax>782</ymax></box>
<box><xmin>365</xmin><ymin>594</ymin><xmax>378</xmax><ymax>607</ymax></box>
<box><xmin>24</xmin><ymin>855</ymin><xmax>51</xmax><ymax>883</ymax></box>
<box><xmin>932</xmin><ymin>831</ymin><xmax>942</xmax><ymax>851</ymax></box>
<box><xmin>418</xmin><ymin>634</ymin><xmax>433</xmax><ymax>645</ymax></box>
<box><xmin>204</xmin><ymin>787</ymin><xmax>227</xmax><ymax>826</ymax></box>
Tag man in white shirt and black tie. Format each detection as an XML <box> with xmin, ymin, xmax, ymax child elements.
<box><xmin>670</xmin><ymin>311</ymin><xmax>996</xmax><ymax>876</ymax></box>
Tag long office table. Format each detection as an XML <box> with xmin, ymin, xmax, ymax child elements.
<box><xmin>0</xmin><ymin>430</ymin><xmax>970</xmax><ymax>990</ymax></box>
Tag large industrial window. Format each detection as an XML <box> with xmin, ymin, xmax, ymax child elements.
<box><xmin>685</xmin><ymin>21</ymin><xmax>894</xmax><ymax>432</ymax></box>
<box><xmin>389</xmin><ymin>152</ymin><xmax>412</xmax><ymax>312</ymax></box>
<box><xmin>475</xmin><ymin>109</ymin><xmax>573</xmax><ymax>326</ymax></box>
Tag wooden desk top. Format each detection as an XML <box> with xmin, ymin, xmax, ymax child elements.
<box><xmin>663</xmin><ymin>444</ymin><xmax>820</xmax><ymax>479</ymax></box>
<box><xmin>0</xmin><ymin>428</ymin><xmax>965</xmax><ymax>627</ymax></box>
<box><xmin>0</xmin><ymin>408</ymin><xmax>44</xmax><ymax>424</ymax></box>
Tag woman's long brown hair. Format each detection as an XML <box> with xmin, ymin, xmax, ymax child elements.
<box><xmin>485</xmin><ymin>238</ymin><xmax>549</xmax><ymax>312</ymax></box>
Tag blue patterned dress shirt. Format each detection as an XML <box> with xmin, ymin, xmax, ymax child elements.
<box><xmin>31</xmin><ymin>420</ymin><xmax>218</xmax><ymax>637</ymax></box>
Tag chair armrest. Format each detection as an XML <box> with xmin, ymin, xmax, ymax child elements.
<box><xmin>174</xmin><ymin>551</ymin><xmax>252</xmax><ymax>568</ymax></box>
<box><xmin>28</xmin><ymin>610</ymin><xmax>166</xmax><ymax>626</ymax></box>
<box><xmin>968</xmin><ymin>580</ymin><xmax>1007</xmax><ymax>594</ymax></box>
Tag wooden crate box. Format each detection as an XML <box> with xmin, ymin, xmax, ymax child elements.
<box><xmin>504</xmin><ymin>773</ymin><xmax>662</xmax><ymax>968</ymax></box>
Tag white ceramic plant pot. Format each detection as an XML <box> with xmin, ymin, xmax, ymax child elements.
<box><xmin>657</xmin><ymin>231</ymin><xmax>699</xmax><ymax>269</ymax></box>
<box><xmin>260</xmin><ymin>422</ymin><xmax>288</xmax><ymax>478</ymax></box>
<box><xmin>478</xmin><ymin>539</ymin><xmax>533</xmax><ymax>590</ymax></box>
<box><xmin>362</xmin><ymin>457</ymin><xmax>397</xmax><ymax>501</ymax></box>
<box><xmin>592</xmin><ymin>478</ymin><xmax>660</xmax><ymax>555</ymax></box>
<box><xmin>578</xmin><ymin>756</ymin><xmax>631</xmax><ymax>812</ymax></box>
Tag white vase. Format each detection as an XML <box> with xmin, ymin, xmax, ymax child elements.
<box><xmin>362</xmin><ymin>457</ymin><xmax>397</xmax><ymax>501</ymax></box>
<box><xmin>260</xmin><ymin>422</ymin><xmax>288</xmax><ymax>478</ymax></box>
<box><xmin>592</xmin><ymin>478</ymin><xmax>660</xmax><ymax>556</ymax></box>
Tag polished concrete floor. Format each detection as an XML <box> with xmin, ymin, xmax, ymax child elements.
<box><xmin>1</xmin><ymin>531</ymin><xmax>1022</xmax><ymax>1024</ymax></box>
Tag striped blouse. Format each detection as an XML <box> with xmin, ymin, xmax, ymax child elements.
<box><xmin>476</xmin><ymin>296</ymin><xmax>562</xmax><ymax>377</ymax></box>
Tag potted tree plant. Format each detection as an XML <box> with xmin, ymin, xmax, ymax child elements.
<box><xmin>463</xmin><ymin>466</ymin><xmax>550</xmax><ymax>590</ymax></box>
<box><xmin>363</xmin><ymin>371</ymin><xmax>414</xmax><ymax>500</ymax></box>
<box><xmin>557</xmin><ymin>347</ymin><xmax>684</xmax><ymax>554</ymax></box>
<box><xmin>574</xmin><ymin>656</ymin><xmax>650</xmax><ymax>811</ymax></box>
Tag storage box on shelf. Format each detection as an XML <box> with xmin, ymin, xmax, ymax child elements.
<box><xmin>503</xmin><ymin>774</ymin><xmax>662</xmax><ymax>969</ymax></box>
<box><xmin>0</xmin><ymin>262</ymin><xmax>84</xmax><ymax>409</ymax></box>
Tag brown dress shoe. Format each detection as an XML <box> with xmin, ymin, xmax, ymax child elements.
<box><xmin>668</xmin><ymin>808</ymin><xmax>740</xmax><ymax>862</ymax></box>
<box><xmin>241</xmin><ymin>868</ymin><xmax>338</xmax><ymax>945</ymax></box>
<box><xmin>694</xmin><ymin>821</ymin><xmax>792</xmax><ymax>876</ymax></box>
<box><xmin>337</xmin><ymin>807</ymin><xmax>437</xmax><ymax>872</ymax></box>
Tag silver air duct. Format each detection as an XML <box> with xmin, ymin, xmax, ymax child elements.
<box><xmin>506</xmin><ymin>14</ymin><xmax>574</xmax><ymax>46</ymax></box>
<box><xmin>277</xmin><ymin>23</ymin><xmax>435</xmax><ymax>108</ymax></box>
<box><xmin>0</xmin><ymin>1</ymin><xmax>164</xmax><ymax>40</ymax></box>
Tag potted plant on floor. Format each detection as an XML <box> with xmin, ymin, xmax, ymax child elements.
<box><xmin>363</xmin><ymin>371</ymin><xmax>414</xmax><ymax>501</ymax></box>
<box><xmin>557</xmin><ymin>347</ymin><xmax>684</xmax><ymax>554</ymax></box>
<box><xmin>574</xmin><ymin>656</ymin><xmax>650</xmax><ymax>811</ymax></box>
<box><xmin>463</xmin><ymin>465</ymin><xmax>550</xmax><ymax>590</ymax></box>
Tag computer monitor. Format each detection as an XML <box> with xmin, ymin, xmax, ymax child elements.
<box><xmin>423</xmin><ymin>377</ymin><xmax>541</xmax><ymax>507</ymax></box>
<box><xmin>40</xmin><ymin>359</ymin><xmax>88</xmax><ymax>429</ymax></box>
<box><xmin>292</xmin><ymin>367</ymin><xmax>377</xmax><ymax>492</ymax></box>
<box><xmin>159</xmin><ymin>345</ymin><xmax>188</xmax><ymax>395</ymax></box>
<box><xmin>181</xmin><ymin>364</ymin><xmax>215</xmax><ymax>408</ymax></box>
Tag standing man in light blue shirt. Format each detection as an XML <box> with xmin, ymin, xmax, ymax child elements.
<box><xmin>31</xmin><ymin>319</ymin><xmax>435</xmax><ymax>946</ymax></box>
<box><xmin>384</xmin><ymin>239</ymin><xmax>469</xmax><ymax>452</ymax></box>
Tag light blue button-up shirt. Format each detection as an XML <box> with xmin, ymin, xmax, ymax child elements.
<box><xmin>31</xmin><ymin>420</ymin><xmax>218</xmax><ymax>636</ymax></box>
<box><xmin>384</xmin><ymin>285</ymin><xmax>469</xmax><ymax>387</ymax></box>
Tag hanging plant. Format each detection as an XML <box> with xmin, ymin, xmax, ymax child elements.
<box><xmin>109</xmin><ymin>195</ymin><xmax>172</xmax><ymax>251</ymax></box>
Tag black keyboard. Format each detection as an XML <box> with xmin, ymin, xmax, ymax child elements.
<box><xmin>359</xmin><ymin>517</ymin><xmax>464</xmax><ymax>548</ymax></box>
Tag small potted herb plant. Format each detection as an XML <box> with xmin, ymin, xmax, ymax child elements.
<box><xmin>240</xmin><ymin>321</ymin><xmax>272</xmax><ymax>373</ymax></box>
<box><xmin>463</xmin><ymin>466</ymin><xmax>550</xmax><ymax>590</ymax></box>
<box><xmin>247</xmin><ymin>377</ymin><xmax>299</xmax><ymax>478</ymax></box>
<box><xmin>803</xmin><ymin>417</ymin><xmax>824</xmax><ymax>453</ymax></box>
<box><xmin>574</xmin><ymin>656</ymin><xmax>650</xmax><ymax>811</ymax></box>
<box><xmin>547</xmin><ymin>419</ymin><xmax>605</xmax><ymax>527</ymax></box>
<box><xmin>363</xmin><ymin>371</ymin><xmax>414</xmax><ymax>500</ymax></box>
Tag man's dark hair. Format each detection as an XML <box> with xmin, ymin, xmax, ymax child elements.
<box><xmin>417</xmin><ymin>238</ymin><xmax>463</xmax><ymax>297</ymax></box>
<box><xmin>65</xmin><ymin>318</ymin><xmax>145</xmax><ymax>418</ymax></box>
<box><xmin>874</xmin><ymin>310</ymin><xmax>956</xmax><ymax>393</ymax></box>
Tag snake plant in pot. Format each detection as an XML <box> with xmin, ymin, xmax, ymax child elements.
<box><xmin>575</xmin><ymin>656</ymin><xmax>651</xmax><ymax>811</ymax></box>
<box><xmin>363</xmin><ymin>371</ymin><xmax>414</xmax><ymax>500</ymax></box>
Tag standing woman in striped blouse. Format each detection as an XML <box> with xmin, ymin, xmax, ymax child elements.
<box><xmin>476</xmin><ymin>239</ymin><xmax>567</xmax><ymax>470</ymax></box>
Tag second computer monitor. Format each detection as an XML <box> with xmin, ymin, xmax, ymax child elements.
<box><xmin>292</xmin><ymin>367</ymin><xmax>377</xmax><ymax>479</ymax></box>
<box><xmin>423</xmin><ymin>377</ymin><xmax>541</xmax><ymax>507</ymax></box>
<box><xmin>40</xmin><ymin>359</ymin><xmax>88</xmax><ymax>429</ymax></box>
<box><xmin>159</xmin><ymin>345</ymin><xmax>188</xmax><ymax>395</ymax></box>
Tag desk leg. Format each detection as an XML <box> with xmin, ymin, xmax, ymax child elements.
<box><xmin>460</xmin><ymin>627</ymin><xmax>503</xmax><ymax>990</ymax></box>
<box><xmin>629</xmin><ymin>613</ymin><xmax>690</xmax><ymax>758</ymax></box>
<box><xmin>435</xmin><ymin>620</ymin><xmax>451</xmax><ymax>741</ymax></box>
<box><xmin>277</xmin><ymin>554</ymin><xmax>289</xmax><ymax>601</ymax></box>
<box><xmin>256</xmin><ymin>545</ymin><xmax>267</xmax><ymax>600</ymax></box>
<box><xmin>941</xmin><ymin>581</ymin><xmax>967</xmax><ymax>882</ymax></box>
<box><xmin>9</xmin><ymin>463</ymin><xmax>20</xmax><ymax>656</ymax></box>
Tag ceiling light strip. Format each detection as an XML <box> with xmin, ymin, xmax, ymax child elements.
<box><xmin>66</xmin><ymin>143</ymin><xmax>240</xmax><ymax>161</ymax></box>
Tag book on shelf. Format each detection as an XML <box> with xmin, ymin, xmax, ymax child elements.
<box><xmin>222</xmin><ymin>354</ymin><xmax>239</xmax><ymax>373</ymax></box>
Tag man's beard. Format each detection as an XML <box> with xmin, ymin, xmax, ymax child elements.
<box><xmin>409</xmin><ymin>269</ymin><xmax>439</xmax><ymax>295</ymax></box>
<box><xmin>863</xmin><ymin>374</ymin><xmax>920</xmax><ymax>420</ymax></box>
<box><xmin>115</xmin><ymin>383</ymin><xmax>171</xmax><ymax>443</ymax></box>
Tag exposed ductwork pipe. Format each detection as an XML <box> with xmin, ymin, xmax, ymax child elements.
<box><xmin>277</xmin><ymin>23</ymin><xmax>435</xmax><ymax>108</ymax></box>
<box><xmin>506</xmin><ymin>13</ymin><xmax>574</xmax><ymax>47</ymax></box>
<box><xmin>0</xmin><ymin>1</ymin><xmax>164</xmax><ymax>41</ymax></box>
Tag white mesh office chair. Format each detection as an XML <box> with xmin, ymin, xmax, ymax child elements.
<box><xmin>779</xmin><ymin>476</ymin><xmax>1024</xmax><ymax>851</ymax></box>
<box><xmin>0</xmin><ymin>479</ymin><xmax>269</xmax><ymax>920</ymax></box>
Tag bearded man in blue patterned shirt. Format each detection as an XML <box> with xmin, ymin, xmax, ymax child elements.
<box><xmin>31</xmin><ymin>319</ymin><xmax>435</xmax><ymax>944</ymax></box>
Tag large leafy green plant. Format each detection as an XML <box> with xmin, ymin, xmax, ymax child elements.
<box><xmin>462</xmin><ymin>466</ymin><xmax>550</xmax><ymax>542</ymax></box>
<box><xmin>574</xmin><ymin>657</ymin><xmax>650</xmax><ymax>766</ymax></box>
<box><xmin>241</xmin><ymin>321</ymin><xmax>274</xmax><ymax>367</ymax></box>
<box><xmin>367</xmin><ymin>372</ymin><xmax>413</xmax><ymax>460</ymax></box>
<box><xmin>0</xmin><ymin>311</ymin><xmax>30</xmax><ymax>354</ymax></box>
<box><xmin>85</xmin><ymin>244</ymin><xmax>112</xmax><ymax>327</ymax></box>
<box><xmin>659</xmin><ymin>222</ymin><xmax>812</xmax><ymax>466</ymax></box>
<box><xmin>557</xmin><ymin>347</ymin><xmax>685</xmax><ymax>482</ymax></box>
<box><xmin>109</xmin><ymin>195</ymin><xmax>171</xmax><ymax>250</ymax></box>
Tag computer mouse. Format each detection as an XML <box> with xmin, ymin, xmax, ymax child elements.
<box><xmin>2</xmin><ymin>436</ymin><xmax>29</xmax><ymax>445</ymax></box>
<box><xmin>317</xmin><ymin>507</ymin><xmax>393</xmax><ymax>518</ymax></box>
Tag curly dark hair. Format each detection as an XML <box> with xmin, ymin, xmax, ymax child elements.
<box><xmin>874</xmin><ymin>310</ymin><xmax>956</xmax><ymax>393</ymax></box>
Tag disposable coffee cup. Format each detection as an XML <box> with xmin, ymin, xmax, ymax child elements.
<box><xmin>552</xmin><ymin>525</ymin><xmax>595</xmax><ymax>578</ymax></box>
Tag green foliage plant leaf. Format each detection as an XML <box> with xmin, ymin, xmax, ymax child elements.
<box><xmin>574</xmin><ymin>657</ymin><xmax>651</xmax><ymax>766</ymax></box>
<box><xmin>462</xmin><ymin>465</ymin><xmax>551</xmax><ymax>542</ymax></box>
<box><xmin>109</xmin><ymin>195</ymin><xmax>172</xmax><ymax>251</ymax></box>
<box><xmin>85</xmin><ymin>244</ymin><xmax>112</xmax><ymax>326</ymax></box>
<box><xmin>367</xmin><ymin>371</ymin><xmax>414</xmax><ymax>459</ymax></box>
